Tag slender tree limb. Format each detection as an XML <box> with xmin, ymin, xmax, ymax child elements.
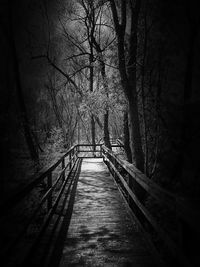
<box><xmin>32</xmin><ymin>54</ymin><xmax>83</xmax><ymax>96</ymax></box>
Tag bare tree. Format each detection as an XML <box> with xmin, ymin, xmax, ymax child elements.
<box><xmin>109</xmin><ymin>0</ymin><xmax>144</xmax><ymax>171</ymax></box>
<box><xmin>8</xmin><ymin>4</ymin><xmax>39</xmax><ymax>161</ymax></box>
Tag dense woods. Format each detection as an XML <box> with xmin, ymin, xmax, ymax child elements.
<box><xmin>1</xmin><ymin>0</ymin><xmax>200</xmax><ymax>197</ymax></box>
<box><xmin>0</xmin><ymin>0</ymin><xmax>200</xmax><ymax>265</ymax></box>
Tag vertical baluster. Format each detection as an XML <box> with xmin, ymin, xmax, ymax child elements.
<box><xmin>74</xmin><ymin>147</ymin><xmax>76</xmax><ymax>160</ymax></box>
<box><xmin>69</xmin><ymin>151</ymin><xmax>72</xmax><ymax>170</ymax></box>
<box><xmin>62</xmin><ymin>158</ymin><xmax>65</xmax><ymax>182</ymax></box>
<box><xmin>73</xmin><ymin>147</ymin><xmax>75</xmax><ymax>161</ymax></box>
<box><xmin>72</xmin><ymin>148</ymin><xmax>74</xmax><ymax>164</ymax></box>
<box><xmin>103</xmin><ymin>147</ymin><xmax>106</xmax><ymax>162</ymax></box>
<box><xmin>47</xmin><ymin>172</ymin><xmax>52</xmax><ymax>211</ymax></box>
<box><xmin>113</xmin><ymin>158</ymin><xmax>116</xmax><ymax>179</ymax></box>
<box><xmin>74</xmin><ymin>147</ymin><xmax>76</xmax><ymax>161</ymax></box>
<box><xmin>77</xmin><ymin>145</ymin><xmax>79</xmax><ymax>157</ymax></box>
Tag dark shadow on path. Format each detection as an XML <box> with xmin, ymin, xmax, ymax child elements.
<box><xmin>47</xmin><ymin>159</ymin><xmax>82</xmax><ymax>267</ymax></box>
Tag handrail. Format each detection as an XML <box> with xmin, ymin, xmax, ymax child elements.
<box><xmin>0</xmin><ymin>145</ymin><xmax>77</xmax><ymax>217</ymax></box>
<box><xmin>102</xmin><ymin>145</ymin><xmax>200</xmax><ymax>234</ymax></box>
<box><xmin>116</xmin><ymin>138</ymin><xmax>124</xmax><ymax>147</ymax></box>
<box><xmin>101</xmin><ymin>145</ymin><xmax>200</xmax><ymax>267</ymax></box>
<box><xmin>1</xmin><ymin>143</ymin><xmax>109</xmax><ymax>218</ymax></box>
<box><xmin>3</xmin><ymin>142</ymin><xmax>199</xmax><ymax>267</ymax></box>
<box><xmin>102</xmin><ymin>145</ymin><xmax>175</xmax><ymax>209</ymax></box>
<box><xmin>1</xmin><ymin>145</ymin><xmax>81</xmax><ymax>265</ymax></box>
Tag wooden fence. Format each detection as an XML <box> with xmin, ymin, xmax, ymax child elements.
<box><xmin>0</xmin><ymin>142</ymin><xmax>199</xmax><ymax>267</ymax></box>
<box><xmin>101</xmin><ymin>144</ymin><xmax>200</xmax><ymax>267</ymax></box>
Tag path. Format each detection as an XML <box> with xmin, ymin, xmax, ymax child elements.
<box><xmin>59</xmin><ymin>158</ymin><xmax>158</xmax><ymax>267</ymax></box>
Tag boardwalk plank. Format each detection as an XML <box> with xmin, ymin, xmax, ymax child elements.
<box><xmin>59</xmin><ymin>159</ymin><xmax>159</xmax><ymax>267</ymax></box>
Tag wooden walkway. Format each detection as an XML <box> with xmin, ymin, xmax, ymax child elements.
<box><xmin>2</xmin><ymin>143</ymin><xmax>198</xmax><ymax>267</ymax></box>
<box><xmin>58</xmin><ymin>158</ymin><xmax>158</xmax><ymax>267</ymax></box>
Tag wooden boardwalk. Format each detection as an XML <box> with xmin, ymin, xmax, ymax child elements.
<box><xmin>58</xmin><ymin>158</ymin><xmax>159</xmax><ymax>267</ymax></box>
<box><xmin>2</xmin><ymin>144</ymin><xmax>198</xmax><ymax>267</ymax></box>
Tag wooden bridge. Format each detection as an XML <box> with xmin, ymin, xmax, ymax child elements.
<box><xmin>0</xmin><ymin>142</ymin><xmax>199</xmax><ymax>267</ymax></box>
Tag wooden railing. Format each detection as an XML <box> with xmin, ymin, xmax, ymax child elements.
<box><xmin>1</xmin><ymin>143</ymin><xmax>120</xmax><ymax>262</ymax></box>
<box><xmin>77</xmin><ymin>144</ymin><xmax>103</xmax><ymax>157</ymax></box>
<box><xmin>1</xmin><ymin>142</ymin><xmax>199</xmax><ymax>267</ymax></box>
<box><xmin>1</xmin><ymin>145</ymin><xmax>78</xmax><ymax>217</ymax></box>
<box><xmin>101</xmin><ymin>145</ymin><xmax>200</xmax><ymax>267</ymax></box>
<box><xmin>0</xmin><ymin>145</ymin><xmax>81</xmax><ymax>264</ymax></box>
<box><xmin>0</xmin><ymin>142</ymin><xmax>122</xmax><ymax>220</ymax></box>
<box><xmin>116</xmin><ymin>138</ymin><xmax>124</xmax><ymax>146</ymax></box>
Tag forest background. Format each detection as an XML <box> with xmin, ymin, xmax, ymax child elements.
<box><xmin>0</xmin><ymin>0</ymin><xmax>200</xmax><ymax>216</ymax></box>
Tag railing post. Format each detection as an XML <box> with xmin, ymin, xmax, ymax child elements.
<box><xmin>72</xmin><ymin>147</ymin><xmax>74</xmax><ymax>164</ymax></box>
<box><xmin>75</xmin><ymin>146</ymin><xmax>77</xmax><ymax>159</ymax></box>
<box><xmin>62</xmin><ymin>158</ymin><xmax>65</xmax><ymax>182</ymax></box>
<box><xmin>47</xmin><ymin>172</ymin><xmax>52</xmax><ymax>211</ymax></box>
<box><xmin>69</xmin><ymin>151</ymin><xmax>72</xmax><ymax>170</ymax></box>
<box><xmin>113</xmin><ymin>158</ymin><xmax>117</xmax><ymax>179</ymax></box>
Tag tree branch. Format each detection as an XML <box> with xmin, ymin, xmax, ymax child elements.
<box><xmin>32</xmin><ymin>54</ymin><xmax>83</xmax><ymax>96</ymax></box>
<box><xmin>109</xmin><ymin>0</ymin><xmax>120</xmax><ymax>33</ymax></box>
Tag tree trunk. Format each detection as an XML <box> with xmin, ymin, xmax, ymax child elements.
<box><xmin>110</xmin><ymin>0</ymin><xmax>145</xmax><ymax>201</ymax></box>
<box><xmin>123</xmin><ymin>111</ymin><xmax>132</xmax><ymax>162</ymax></box>
<box><xmin>180</xmin><ymin>22</ymin><xmax>198</xmax><ymax>191</ymax></box>
<box><xmin>9</xmin><ymin>8</ymin><xmax>39</xmax><ymax>161</ymax></box>
<box><xmin>89</xmin><ymin>52</ymin><xmax>96</xmax><ymax>152</ymax></box>
<box><xmin>110</xmin><ymin>0</ymin><xmax>144</xmax><ymax>171</ymax></box>
<box><xmin>103</xmin><ymin>110</ymin><xmax>111</xmax><ymax>149</ymax></box>
<box><xmin>91</xmin><ymin>24</ymin><xmax>112</xmax><ymax>149</ymax></box>
<box><xmin>141</xmin><ymin>8</ymin><xmax>148</xmax><ymax>175</ymax></box>
<box><xmin>91</xmin><ymin>115</ymin><xmax>96</xmax><ymax>152</ymax></box>
<box><xmin>127</xmin><ymin>0</ymin><xmax>144</xmax><ymax>172</ymax></box>
<box><xmin>46</xmin><ymin>75</ymin><xmax>67</xmax><ymax>144</ymax></box>
<box><xmin>128</xmin><ymin>94</ymin><xmax>144</xmax><ymax>172</ymax></box>
<box><xmin>100</xmin><ymin>57</ymin><xmax>111</xmax><ymax>149</ymax></box>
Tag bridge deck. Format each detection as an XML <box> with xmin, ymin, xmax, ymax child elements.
<box><xmin>58</xmin><ymin>158</ymin><xmax>158</xmax><ymax>267</ymax></box>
